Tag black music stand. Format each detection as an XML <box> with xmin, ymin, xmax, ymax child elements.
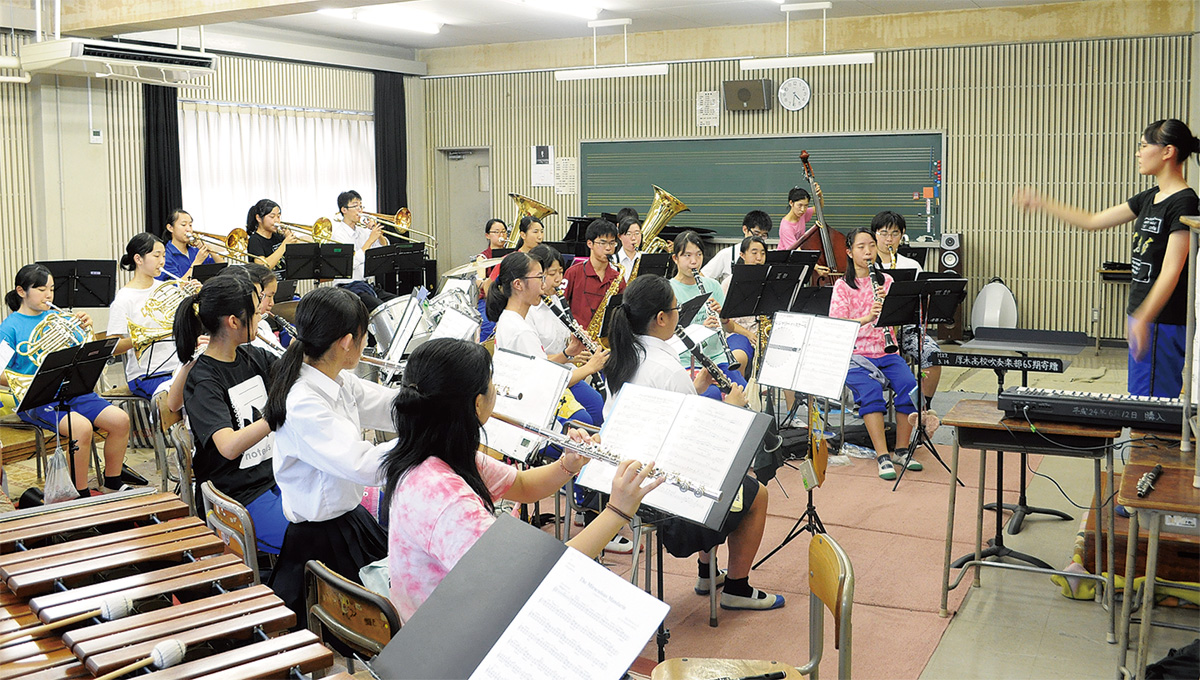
<box><xmin>366</xmin><ymin>243</ymin><xmax>427</xmax><ymax>291</ymax></box>
<box><xmin>38</xmin><ymin>260</ymin><xmax>117</xmax><ymax>308</ymax></box>
<box><xmin>965</xmin><ymin>327</ymin><xmax>1088</xmax><ymax>535</ymax></box>
<box><xmin>17</xmin><ymin>338</ymin><xmax>118</xmax><ymax>485</ymax></box>
<box><xmin>191</xmin><ymin>262</ymin><xmax>228</xmax><ymax>283</ymax></box>
<box><xmin>764</xmin><ymin>249</ymin><xmax>821</xmax><ymax>267</ymax></box>
<box><xmin>635</xmin><ymin>253</ymin><xmax>671</xmax><ymax>278</ymax></box>
<box><xmin>724</xmin><ymin>262</ymin><xmax>808</xmax><ymax>392</ymax></box>
<box><xmin>789</xmin><ymin>286</ymin><xmax>833</xmax><ymax>316</ymax></box>
<box><xmin>877</xmin><ymin>278</ymin><xmax>968</xmax><ymax>490</ymax></box>
<box><xmin>284</xmin><ymin>243</ymin><xmax>353</xmax><ymax>281</ymax></box>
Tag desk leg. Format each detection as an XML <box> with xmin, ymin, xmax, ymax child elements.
<box><xmin>974</xmin><ymin>450</ymin><xmax>986</xmax><ymax>588</ymax></box>
<box><xmin>1134</xmin><ymin>512</ymin><xmax>1161</xmax><ymax>680</ymax></box>
<box><xmin>1106</xmin><ymin>450</ymin><xmax>1116</xmax><ymax>644</ymax></box>
<box><xmin>1093</xmin><ymin>458</ymin><xmax>1102</xmax><ymax>598</ymax></box>
<box><xmin>940</xmin><ymin>430</ymin><xmax>961</xmax><ymax>617</ymax></box>
<box><xmin>1117</xmin><ymin>510</ymin><xmax>1138</xmax><ymax>679</ymax></box>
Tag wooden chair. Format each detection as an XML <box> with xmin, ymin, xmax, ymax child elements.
<box><xmin>652</xmin><ymin>532</ymin><xmax>854</xmax><ymax>680</ymax></box>
<box><xmin>304</xmin><ymin>559</ymin><xmax>401</xmax><ymax>675</ymax></box>
<box><xmin>199</xmin><ymin>480</ymin><xmax>262</xmax><ymax>585</ymax></box>
<box><xmin>168</xmin><ymin>421</ymin><xmax>196</xmax><ymax>516</ymax></box>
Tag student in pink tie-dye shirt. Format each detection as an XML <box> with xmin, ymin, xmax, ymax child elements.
<box><xmin>829</xmin><ymin>228</ymin><xmax>919</xmax><ymax>482</ymax></box>
<box><xmin>382</xmin><ymin>338</ymin><xmax>662</xmax><ymax>622</ymax></box>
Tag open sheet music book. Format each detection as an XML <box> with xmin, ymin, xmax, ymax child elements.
<box><xmin>576</xmin><ymin>383</ymin><xmax>768</xmax><ymax>529</ymax></box>
<box><xmin>758</xmin><ymin>312</ymin><xmax>858</xmax><ymax>400</ymax></box>
<box><xmin>480</xmin><ymin>348</ymin><xmax>571</xmax><ymax>463</ymax></box>
<box><xmin>375</xmin><ymin>516</ymin><xmax>668</xmax><ymax>680</ymax></box>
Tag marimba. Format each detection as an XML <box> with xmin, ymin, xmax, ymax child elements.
<box><xmin>0</xmin><ymin>488</ymin><xmax>333</xmax><ymax>679</ymax></box>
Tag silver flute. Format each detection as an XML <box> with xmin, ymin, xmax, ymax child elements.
<box><xmin>490</xmin><ymin>413</ymin><xmax>721</xmax><ymax>501</ymax></box>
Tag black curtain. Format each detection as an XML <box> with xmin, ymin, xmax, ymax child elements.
<box><xmin>373</xmin><ymin>71</ymin><xmax>408</xmax><ymax>211</ymax></box>
<box><xmin>143</xmin><ymin>84</ymin><xmax>183</xmax><ymax>238</ymax></box>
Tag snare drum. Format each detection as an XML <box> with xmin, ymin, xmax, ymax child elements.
<box><xmin>367</xmin><ymin>295</ymin><xmax>424</xmax><ymax>359</ymax></box>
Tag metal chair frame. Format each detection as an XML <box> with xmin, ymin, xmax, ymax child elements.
<box><xmin>200</xmin><ymin>480</ymin><xmax>262</xmax><ymax>585</ymax></box>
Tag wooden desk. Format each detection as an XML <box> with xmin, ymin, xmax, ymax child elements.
<box><xmin>940</xmin><ymin>400</ymin><xmax>1118</xmax><ymax>644</ymax></box>
<box><xmin>1115</xmin><ymin>444</ymin><xmax>1200</xmax><ymax>679</ymax></box>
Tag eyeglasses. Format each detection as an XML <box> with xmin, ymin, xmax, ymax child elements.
<box><xmin>521</xmin><ymin>274</ymin><xmax>546</xmax><ymax>282</ymax></box>
<box><xmin>488</xmin><ymin>229</ymin><xmax>508</xmax><ymax>235</ymax></box>
<box><xmin>593</xmin><ymin>240</ymin><xmax>618</xmax><ymax>247</ymax></box>
<box><xmin>749</xmin><ymin>230</ymin><xmax>770</xmax><ymax>237</ymax></box>
<box><xmin>346</xmin><ymin>203</ymin><xmax>363</xmax><ymax>209</ymax></box>
<box><xmin>663</xmin><ymin>305</ymin><xmax>681</xmax><ymax>314</ymax></box>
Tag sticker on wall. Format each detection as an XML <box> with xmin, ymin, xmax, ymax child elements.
<box><xmin>532</xmin><ymin>145</ymin><xmax>554</xmax><ymax>187</ymax></box>
<box><xmin>555</xmin><ymin>157</ymin><xmax>577</xmax><ymax>196</ymax></box>
<box><xmin>696</xmin><ymin>91</ymin><xmax>719</xmax><ymax>127</ymax></box>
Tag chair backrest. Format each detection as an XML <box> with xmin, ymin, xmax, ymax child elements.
<box><xmin>807</xmin><ymin>532</ymin><xmax>853</xmax><ymax>678</ymax></box>
<box><xmin>199</xmin><ymin>480</ymin><xmax>261</xmax><ymax>584</ymax></box>
<box><xmin>156</xmin><ymin>390</ymin><xmax>183</xmax><ymax>433</ymax></box>
<box><xmin>168</xmin><ymin>422</ymin><xmax>195</xmax><ymax>515</ymax></box>
<box><xmin>305</xmin><ymin>560</ymin><xmax>401</xmax><ymax>659</ymax></box>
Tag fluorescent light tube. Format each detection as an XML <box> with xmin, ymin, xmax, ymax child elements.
<box><xmin>554</xmin><ymin>63</ymin><xmax>669</xmax><ymax>81</ymax></box>
<box><xmin>781</xmin><ymin>2</ymin><xmax>832</xmax><ymax>11</ymax></box>
<box><xmin>739</xmin><ymin>52</ymin><xmax>875</xmax><ymax>70</ymax></box>
<box><xmin>504</xmin><ymin>0</ymin><xmax>602</xmax><ymax>21</ymax></box>
<box><xmin>318</xmin><ymin>8</ymin><xmax>443</xmax><ymax>34</ymax></box>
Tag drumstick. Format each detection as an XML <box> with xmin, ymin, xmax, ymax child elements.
<box><xmin>0</xmin><ymin>594</ymin><xmax>131</xmax><ymax>646</ymax></box>
<box><xmin>94</xmin><ymin>638</ymin><xmax>186</xmax><ymax>680</ymax></box>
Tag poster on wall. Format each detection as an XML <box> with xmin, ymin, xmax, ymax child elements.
<box><xmin>531</xmin><ymin>145</ymin><xmax>554</xmax><ymax>186</ymax></box>
<box><xmin>696</xmin><ymin>91</ymin><xmax>719</xmax><ymax>127</ymax></box>
<box><xmin>554</xmin><ymin>157</ymin><xmax>577</xmax><ymax>195</ymax></box>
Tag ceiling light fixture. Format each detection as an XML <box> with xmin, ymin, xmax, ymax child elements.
<box><xmin>317</xmin><ymin>7</ymin><xmax>443</xmax><ymax>35</ymax></box>
<box><xmin>739</xmin><ymin>1</ymin><xmax>875</xmax><ymax>71</ymax></box>
<box><xmin>554</xmin><ymin>17</ymin><xmax>669</xmax><ymax>81</ymax></box>
<box><xmin>503</xmin><ymin>0</ymin><xmax>602</xmax><ymax>21</ymax></box>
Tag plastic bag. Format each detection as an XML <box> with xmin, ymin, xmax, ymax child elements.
<box><xmin>43</xmin><ymin>446</ymin><xmax>78</xmax><ymax>504</ymax></box>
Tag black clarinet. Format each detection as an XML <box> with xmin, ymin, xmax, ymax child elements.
<box><xmin>542</xmin><ymin>295</ymin><xmax>607</xmax><ymax>394</ymax></box>
<box><xmin>870</xmin><ymin>264</ymin><xmax>900</xmax><ymax>354</ymax></box>
<box><xmin>674</xmin><ymin>326</ymin><xmax>733</xmax><ymax>394</ymax></box>
<box><xmin>691</xmin><ymin>268</ymin><xmax>740</xmax><ymax>370</ymax></box>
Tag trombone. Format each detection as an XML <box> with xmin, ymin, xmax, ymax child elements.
<box><xmin>279</xmin><ymin>218</ymin><xmax>340</xmax><ymax>244</ymax></box>
<box><xmin>190</xmin><ymin>229</ymin><xmax>253</xmax><ymax>264</ymax></box>
<box><xmin>362</xmin><ymin>208</ymin><xmax>437</xmax><ymax>255</ymax></box>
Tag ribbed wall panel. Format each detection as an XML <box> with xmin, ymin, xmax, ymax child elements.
<box><xmin>178</xmin><ymin>54</ymin><xmax>373</xmax><ymax>112</ymax></box>
<box><xmin>0</xmin><ymin>33</ymin><xmax>34</xmax><ymax>296</ymax></box>
<box><xmin>106</xmin><ymin>79</ymin><xmax>143</xmax><ymax>288</ymax></box>
<box><xmin>417</xmin><ymin>35</ymin><xmax>1190</xmax><ymax>338</ymax></box>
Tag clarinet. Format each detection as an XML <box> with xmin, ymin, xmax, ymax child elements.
<box><xmin>870</xmin><ymin>264</ymin><xmax>900</xmax><ymax>354</ymax></box>
<box><xmin>691</xmin><ymin>268</ymin><xmax>740</xmax><ymax>370</ymax></box>
<box><xmin>490</xmin><ymin>413</ymin><xmax>721</xmax><ymax>501</ymax></box>
<box><xmin>542</xmin><ymin>295</ymin><xmax>607</xmax><ymax>394</ymax></box>
<box><xmin>674</xmin><ymin>326</ymin><xmax>734</xmax><ymax>395</ymax></box>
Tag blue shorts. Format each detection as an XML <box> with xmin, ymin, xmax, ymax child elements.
<box><xmin>19</xmin><ymin>392</ymin><xmax>113</xmax><ymax>431</ymax></box>
<box><xmin>844</xmin><ymin>354</ymin><xmax>919</xmax><ymax>416</ymax></box>
<box><xmin>129</xmin><ymin>374</ymin><xmax>172</xmax><ymax>400</ymax></box>
<box><xmin>1127</xmin><ymin>318</ymin><xmax>1186</xmax><ymax>397</ymax></box>
<box><xmin>243</xmin><ymin>485</ymin><xmax>289</xmax><ymax>554</ymax></box>
<box><xmin>699</xmin><ymin>361</ymin><xmax>749</xmax><ymax>401</ymax></box>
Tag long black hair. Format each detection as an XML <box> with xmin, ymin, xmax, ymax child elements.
<box><xmin>246</xmin><ymin>199</ymin><xmax>280</xmax><ymax>233</ymax></box>
<box><xmin>5</xmin><ymin>263</ymin><xmax>52</xmax><ymax>312</ymax></box>
<box><xmin>606</xmin><ymin>275</ymin><xmax>676</xmax><ymax>394</ymax></box>
<box><xmin>515</xmin><ymin>215</ymin><xmax>542</xmax><ymax>249</ymax></box>
<box><xmin>173</xmin><ymin>274</ymin><xmax>258</xmax><ymax>361</ymax></box>
<box><xmin>841</xmin><ymin>227</ymin><xmax>876</xmax><ymax>290</ymax></box>
<box><xmin>264</xmin><ymin>287</ymin><xmax>368</xmax><ymax>430</ymax></box>
<box><xmin>242</xmin><ymin>263</ymin><xmax>276</xmax><ymax>289</ymax></box>
<box><xmin>485</xmin><ymin>251</ymin><xmax>535</xmax><ymax>322</ymax></box>
<box><xmin>164</xmin><ymin>209</ymin><xmax>191</xmax><ymax>241</ymax></box>
<box><xmin>382</xmin><ymin>338</ymin><xmax>494</xmax><ymax>511</ymax></box>
<box><xmin>527</xmin><ymin>243</ymin><xmax>564</xmax><ymax>275</ymax></box>
<box><xmin>119</xmin><ymin>233</ymin><xmax>162</xmax><ymax>272</ymax></box>
<box><xmin>1143</xmin><ymin>119</ymin><xmax>1200</xmax><ymax>165</ymax></box>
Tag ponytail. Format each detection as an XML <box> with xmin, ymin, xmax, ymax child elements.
<box><xmin>485</xmin><ymin>251</ymin><xmax>533</xmax><ymax>322</ymax></box>
<box><xmin>606</xmin><ymin>275</ymin><xmax>674</xmax><ymax>394</ymax></box>
<box><xmin>172</xmin><ymin>275</ymin><xmax>257</xmax><ymax>361</ymax></box>
<box><xmin>119</xmin><ymin>233</ymin><xmax>162</xmax><ymax>272</ymax></box>
<box><xmin>1143</xmin><ymin>119</ymin><xmax>1200</xmax><ymax>165</ymax></box>
<box><xmin>265</xmin><ymin>287</ymin><xmax>368</xmax><ymax>430</ymax></box>
<box><xmin>246</xmin><ymin>198</ymin><xmax>280</xmax><ymax>232</ymax></box>
<box><xmin>6</xmin><ymin>264</ymin><xmax>52</xmax><ymax>312</ymax></box>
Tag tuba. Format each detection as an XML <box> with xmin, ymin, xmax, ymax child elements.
<box><xmin>507</xmin><ymin>193</ymin><xmax>557</xmax><ymax>248</ymax></box>
<box><xmin>639</xmin><ymin>185</ymin><xmax>689</xmax><ymax>254</ymax></box>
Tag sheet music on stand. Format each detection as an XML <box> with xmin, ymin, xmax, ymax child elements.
<box><xmin>481</xmin><ymin>348</ymin><xmax>571</xmax><ymax>463</ymax></box>
<box><xmin>757</xmin><ymin>312</ymin><xmax>858</xmax><ymax>400</ymax></box>
<box><xmin>576</xmin><ymin>383</ymin><xmax>769</xmax><ymax>529</ymax></box>
<box><xmin>429</xmin><ymin>307</ymin><xmax>480</xmax><ymax>342</ymax></box>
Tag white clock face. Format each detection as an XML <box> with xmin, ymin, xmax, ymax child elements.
<box><xmin>778</xmin><ymin>77</ymin><xmax>811</xmax><ymax>111</ymax></box>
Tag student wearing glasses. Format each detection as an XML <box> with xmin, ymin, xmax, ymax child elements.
<box><xmin>701</xmin><ymin>211</ymin><xmax>772</xmax><ymax>283</ymax></box>
<box><xmin>330</xmin><ymin>190</ymin><xmax>396</xmax><ymax>313</ymax></box>
<box><xmin>615</xmin><ymin>217</ymin><xmax>642</xmax><ymax>282</ymax></box>
<box><xmin>475</xmin><ymin>218</ymin><xmax>509</xmax><ymax>341</ymax></box>
<box><xmin>562</xmin><ymin>219</ymin><xmax>626</xmax><ymax>330</ymax></box>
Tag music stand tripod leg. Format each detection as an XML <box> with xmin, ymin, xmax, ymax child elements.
<box><xmin>892</xmin><ymin>320</ymin><xmax>963</xmax><ymax>492</ymax></box>
<box><xmin>951</xmin><ymin>450</ymin><xmax>1053</xmax><ymax>570</ymax></box>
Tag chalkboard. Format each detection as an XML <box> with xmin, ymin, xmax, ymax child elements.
<box><xmin>580</xmin><ymin>133</ymin><xmax>943</xmax><ymax>242</ymax></box>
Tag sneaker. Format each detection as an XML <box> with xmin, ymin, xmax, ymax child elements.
<box><xmin>877</xmin><ymin>455</ymin><xmax>897</xmax><ymax>481</ymax></box>
<box><xmin>694</xmin><ymin>569</ymin><xmax>727</xmax><ymax>595</ymax></box>
<box><xmin>894</xmin><ymin>448</ymin><xmax>923</xmax><ymax>471</ymax></box>
<box><xmin>604</xmin><ymin>535</ymin><xmax>637</xmax><ymax>555</ymax></box>
<box><xmin>720</xmin><ymin>588</ymin><xmax>785</xmax><ymax>611</ymax></box>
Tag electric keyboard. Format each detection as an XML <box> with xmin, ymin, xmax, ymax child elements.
<box><xmin>998</xmin><ymin>386</ymin><xmax>1184</xmax><ymax>430</ymax></box>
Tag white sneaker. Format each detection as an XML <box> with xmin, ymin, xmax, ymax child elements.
<box><xmin>604</xmin><ymin>535</ymin><xmax>639</xmax><ymax>554</ymax></box>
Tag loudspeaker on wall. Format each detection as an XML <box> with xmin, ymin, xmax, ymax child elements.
<box><xmin>722</xmin><ymin>80</ymin><xmax>772</xmax><ymax>111</ymax></box>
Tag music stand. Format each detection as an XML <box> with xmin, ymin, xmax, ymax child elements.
<box><xmin>17</xmin><ymin>338</ymin><xmax>118</xmax><ymax>485</ymax></box>
<box><xmin>634</xmin><ymin>253</ymin><xmax>670</xmax><ymax>278</ymax></box>
<box><xmin>192</xmin><ymin>263</ymin><xmax>228</xmax><ymax>283</ymax></box>
<box><xmin>38</xmin><ymin>260</ymin><xmax>117</xmax><ymax>308</ymax></box>
<box><xmin>724</xmin><ymin>263</ymin><xmax>807</xmax><ymax>404</ymax></box>
<box><xmin>764</xmin><ymin>249</ymin><xmax>821</xmax><ymax>266</ymax></box>
<box><xmin>876</xmin><ymin>278</ymin><xmax>968</xmax><ymax>490</ymax></box>
<box><xmin>366</xmin><ymin>243</ymin><xmax>427</xmax><ymax>291</ymax></box>
<box><xmin>284</xmin><ymin>243</ymin><xmax>353</xmax><ymax>281</ymax></box>
<box><xmin>789</xmin><ymin>286</ymin><xmax>833</xmax><ymax>316</ymax></box>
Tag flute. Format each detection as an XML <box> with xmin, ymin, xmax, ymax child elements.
<box><xmin>489</xmin><ymin>412</ymin><xmax>721</xmax><ymax>501</ymax></box>
<box><xmin>674</xmin><ymin>325</ymin><xmax>734</xmax><ymax>395</ymax></box>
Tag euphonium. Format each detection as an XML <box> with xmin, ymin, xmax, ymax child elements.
<box><xmin>639</xmin><ymin>185</ymin><xmax>689</xmax><ymax>254</ymax></box>
<box><xmin>586</xmin><ymin>264</ymin><xmax>625</xmax><ymax>346</ymax></box>
<box><xmin>507</xmin><ymin>193</ymin><xmax>557</xmax><ymax>248</ymax></box>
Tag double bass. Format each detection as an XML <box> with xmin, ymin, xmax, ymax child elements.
<box><xmin>792</xmin><ymin>150</ymin><xmax>848</xmax><ymax>284</ymax></box>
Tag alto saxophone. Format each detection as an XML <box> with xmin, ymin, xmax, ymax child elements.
<box><xmin>586</xmin><ymin>263</ymin><xmax>625</xmax><ymax>345</ymax></box>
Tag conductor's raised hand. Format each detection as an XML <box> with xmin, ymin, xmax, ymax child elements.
<box><xmin>608</xmin><ymin>458</ymin><xmax>665</xmax><ymax>518</ymax></box>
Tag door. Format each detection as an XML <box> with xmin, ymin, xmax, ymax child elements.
<box><xmin>436</xmin><ymin>148</ymin><xmax>492</xmax><ymax>272</ymax></box>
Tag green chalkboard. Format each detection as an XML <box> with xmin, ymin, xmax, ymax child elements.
<box><xmin>580</xmin><ymin>133</ymin><xmax>943</xmax><ymax>242</ymax></box>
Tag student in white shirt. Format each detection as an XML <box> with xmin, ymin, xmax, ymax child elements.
<box><xmin>107</xmin><ymin>233</ymin><xmax>183</xmax><ymax>399</ymax></box>
<box><xmin>615</xmin><ymin>217</ymin><xmax>642</xmax><ymax>281</ymax></box>
<box><xmin>603</xmin><ymin>274</ymin><xmax>782</xmax><ymax>612</ymax></box>
<box><xmin>700</xmin><ymin>210</ymin><xmax>772</xmax><ymax>283</ymax></box>
<box><xmin>264</xmin><ymin>286</ymin><xmax>397</xmax><ymax>624</ymax></box>
<box><xmin>330</xmin><ymin>190</ymin><xmax>397</xmax><ymax>312</ymax></box>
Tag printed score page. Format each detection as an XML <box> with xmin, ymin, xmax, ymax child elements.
<box><xmin>482</xmin><ymin>349</ymin><xmax>570</xmax><ymax>462</ymax></box>
<box><xmin>429</xmin><ymin>307</ymin><xmax>480</xmax><ymax>342</ymax></box>
<box><xmin>470</xmin><ymin>548</ymin><xmax>668</xmax><ymax>680</ymax></box>
<box><xmin>757</xmin><ymin>312</ymin><xmax>811</xmax><ymax>390</ymax></box>
<box><xmin>793</xmin><ymin>316</ymin><xmax>858</xmax><ymax>400</ymax></box>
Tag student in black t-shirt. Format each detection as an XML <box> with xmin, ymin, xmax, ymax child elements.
<box><xmin>1015</xmin><ymin>119</ymin><xmax>1200</xmax><ymax>396</ymax></box>
<box><xmin>170</xmin><ymin>273</ymin><xmax>288</xmax><ymax>554</ymax></box>
<box><xmin>246</xmin><ymin>198</ymin><xmax>299</xmax><ymax>275</ymax></box>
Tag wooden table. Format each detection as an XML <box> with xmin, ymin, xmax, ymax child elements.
<box><xmin>940</xmin><ymin>400</ymin><xmax>1118</xmax><ymax>644</ymax></box>
<box><xmin>1115</xmin><ymin>441</ymin><xmax>1200</xmax><ymax>679</ymax></box>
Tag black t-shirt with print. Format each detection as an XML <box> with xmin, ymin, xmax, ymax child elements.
<box><xmin>184</xmin><ymin>345</ymin><xmax>278</xmax><ymax>506</ymax></box>
<box><xmin>1127</xmin><ymin>186</ymin><xmax>1199</xmax><ymax>325</ymax></box>
<box><xmin>248</xmin><ymin>230</ymin><xmax>286</xmax><ymax>272</ymax></box>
